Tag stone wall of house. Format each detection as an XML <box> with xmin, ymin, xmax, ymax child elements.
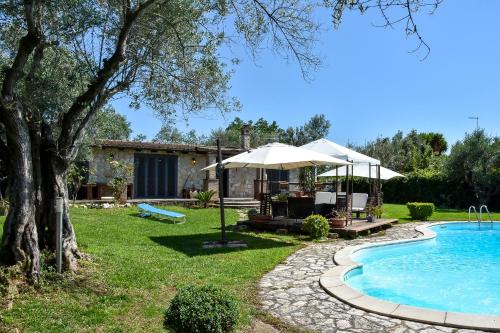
<box><xmin>177</xmin><ymin>154</ymin><xmax>206</xmax><ymax>193</ymax></box>
<box><xmin>89</xmin><ymin>147</ymin><xmax>263</xmax><ymax>198</ymax></box>
<box><xmin>89</xmin><ymin>148</ymin><xmax>135</xmax><ymax>184</ymax></box>
<box><xmin>228</xmin><ymin>168</ymin><xmax>257</xmax><ymax>198</ymax></box>
<box><xmin>90</xmin><ymin>148</ymin><xmax>210</xmax><ymax>197</ymax></box>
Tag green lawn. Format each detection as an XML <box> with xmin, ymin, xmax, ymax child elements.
<box><xmin>0</xmin><ymin>206</ymin><xmax>303</xmax><ymax>333</ymax></box>
<box><xmin>383</xmin><ymin>203</ymin><xmax>500</xmax><ymax>223</ymax></box>
<box><xmin>0</xmin><ymin>203</ymin><xmax>499</xmax><ymax>332</ymax></box>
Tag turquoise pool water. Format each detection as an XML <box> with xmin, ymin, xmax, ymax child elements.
<box><xmin>346</xmin><ymin>222</ymin><xmax>500</xmax><ymax>315</ymax></box>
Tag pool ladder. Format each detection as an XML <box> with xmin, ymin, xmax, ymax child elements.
<box><xmin>468</xmin><ymin>205</ymin><xmax>493</xmax><ymax>224</ymax></box>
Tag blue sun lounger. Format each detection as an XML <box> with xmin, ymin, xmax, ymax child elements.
<box><xmin>137</xmin><ymin>203</ymin><xmax>186</xmax><ymax>224</ymax></box>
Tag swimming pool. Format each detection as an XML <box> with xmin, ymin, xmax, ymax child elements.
<box><xmin>345</xmin><ymin>222</ymin><xmax>500</xmax><ymax>315</ymax></box>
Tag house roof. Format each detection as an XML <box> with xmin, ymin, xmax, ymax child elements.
<box><xmin>94</xmin><ymin>139</ymin><xmax>244</xmax><ymax>155</ymax></box>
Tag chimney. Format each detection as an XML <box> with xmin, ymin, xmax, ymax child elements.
<box><xmin>240</xmin><ymin>124</ymin><xmax>251</xmax><ymax>150</ymax></box>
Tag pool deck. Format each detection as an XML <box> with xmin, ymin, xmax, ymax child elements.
<box><xmin>259</xmin><ymin>221</ymin><xmax>490</xmax><ymax>333</ymax></box>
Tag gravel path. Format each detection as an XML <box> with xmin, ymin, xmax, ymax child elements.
<box><xmin>259</xmin><ymin>223</ymin><xmax>484</xmax><ymax>333</ymax></box>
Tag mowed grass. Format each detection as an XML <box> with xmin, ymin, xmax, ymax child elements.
<box><xmin>383</xmin><ymin>203</ymin><xmax>500</xmax><ymax>223</ymax></box>
<box><xmin>1</xmin><ymin>203</ymin><xmax>499</xmax><ymax>332</ymax></box>
<box><xmin>0</xmin><ymin>206</ymin><xmax>302</xmax><ymax>332</ymax></box>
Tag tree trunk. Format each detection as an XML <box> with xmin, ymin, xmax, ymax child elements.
<box><xmin>38</xmin><ymin>156</ymin><xmax>80</xmax><ymax>271</ymax></box>
<box><xmin>1</xmin><ymin>138</ymin><xmax>81</xmax><ymax>278</ymax></box>
<box><xmin>1</xmin><ymin>114</ymin><xmax>40</xmax><ymax>282</ymax></box>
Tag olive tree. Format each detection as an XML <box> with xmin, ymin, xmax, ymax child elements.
<box><xmin>0</xmin><ymin>0</ymin><xmax>440</xmax><ymax>281</ymax></box>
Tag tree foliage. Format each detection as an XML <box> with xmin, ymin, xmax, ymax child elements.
<box><xmin>446</xmin><ymin>130</ymin><xmax>500</xmax><ymax>205</ymax></box>
<box><xmin>78</xmin><ymin>106</ymin><xmax>133</xmax><ymax>160</ymax></box>
<box><xmin>281</xmin><ymin>114</ymin><xmax>331</xmax><ymax>146</ymax></box>
<box><xmin>154</xmin><ymin>124</ymin><xmax>204</xmax><ymax>144</ymax></box>
<box><xmin>204</xmin><ymin>114</ymin><xmax>331</xmax><ymax>147</ymax></box>
<box><xmin>419</xmin><ymin>132</ymin><xmax>448</xmax><ymax>155</ymax></box>
<box><xmin>205</xmin><ymin>116</ymin><xmax>284</xmax><ymax>147</ymax></box>
<box><xmin>0</xmin><ymin>0</ymin><xmax>442</xmax><ymax>281</ymax></box>
<box><xmin>357</xmin><ymin>130</ymin><xmax>438</xmax><ymax>173</ymax></box>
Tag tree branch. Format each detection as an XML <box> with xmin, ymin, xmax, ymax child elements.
<box><xmin>58</xmin><ymin>0</ymin><xmax>157</xmax><ymax>155</ymax></box>
<box><xmin>1</xmin><ymin>0</ymin><xmax>42</xmax><ymax>100</ymax></box>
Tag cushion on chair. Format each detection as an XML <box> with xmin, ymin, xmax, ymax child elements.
<box><xmin>315</xmin><ymin>192</ymin><xmax>333</xmax><ymax>205</ymax></box>
<box><xmin>352</xmin><ymin>193</ymin><xmax>369</xmax><ymax>211</ymax></box>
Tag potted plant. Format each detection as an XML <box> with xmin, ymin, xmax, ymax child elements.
<box><xmin>367</xmin><ymin>205</ymin><xmax>383</xmax><ymax>222</ymax></box>
<box><xmin>271</xmin><ymin>192</ymin><xmax>288</xmax><ymax>217</ymax></box>
<box><xmin>330</xmin><ymin>210</ymin><xmax>347</xmax><ymax>227</ymax></box>
<box><xmin>366</xmin><ymin>205</ymin><xmax>374</xmax><ymax>222</ymax></box>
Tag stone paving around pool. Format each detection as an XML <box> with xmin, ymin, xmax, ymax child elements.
<box><xmin>259</xmin><ymin>223</ymin><xmax>484</xmax><ymax>333</ymax></box>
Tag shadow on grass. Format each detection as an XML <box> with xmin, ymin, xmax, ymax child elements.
<box><xmin>149</xmin><ymin>232</ymin><xmax>296</xmax><ymax>257</ymax></box>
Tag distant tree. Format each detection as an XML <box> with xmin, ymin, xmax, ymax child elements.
<box><xmin>153</xmin><ymin>125</ymin><xmax>184</xmax><ymax>144</ymax></box>
<box><xmin>359</xmin><ymin>130</ymin><xmax>435</xmax><ymax>172</ymax></box>
<box><xmin>206</xmin><ymin>117</ymin><xmax>284</xmax><ymax>148</ymax></box>
<box><xmin>90</xmin><ymin>107</ymin><xmax>132</xmax><ymax>141</ymax></box>
<box><xmin>281</xmin><ymin>114</ymin><xmax>331</xmax><ymax>146</ymax></box>
<box><xmin>446</xmin><ymin>130</ymin><xmax>500</xmax><ymax>206</ymax></box>
<box><xmin>419</xmin><ymin>132</ymin><xmax>448</xmax><ymax>155</ymax></box>
<box><xmin>132</xmin><ymin>134</ymin><xmax>148</xmax><ymax>142</ymax></box>
<box><xmin>206</xmin><ymin>127</ymin><xmax>241</xmax><ymax>147</ymax></box>
<box><xmin>154</xmin><ymin>125</ymin><xmax>203</xmax><ymax>145</ymax></box>
<box><xmin>77</xmin><ymin>106</ymin><xmax>133</xmax><ymax>161</ymax></box>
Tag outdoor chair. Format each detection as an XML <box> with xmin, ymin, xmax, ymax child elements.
<box><xmin>314</xmin><ymin>192</ymin><xmax>335</xmax><ymax>217</ymax></box>
<box><xmin>137</xmin><ymin>203</ymin><xmax>186</xmax><ymax>224</ymax></box>
<box><xmin>287</xmin><ymin>197</ymin><xmax>315</xmax><ymax>220</ymax></box>
<box><xmin>352</xmin><ymin>193</ymin><xmax>369</xmax><ymax>219</ymax></box>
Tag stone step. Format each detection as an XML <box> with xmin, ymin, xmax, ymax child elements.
<box><xmin>211</xmin><ymin>202</ymin><xmax>260</xmax><ymax>209</ymax></box>
<box><xmin>219</xmin><ymin>201</ymin><xmax>260</xmax><ymax>205</ymax></box>
<box><xmin>218</xmin><ymin>197</ymin><xmax>256</xmax><ymax>202</ymax></box>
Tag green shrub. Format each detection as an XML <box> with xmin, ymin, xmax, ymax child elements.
<box><xmin>165</xmin><ymin>285</ymin><xmax>239</xmax><ymax>333</ymax></box>
<box><xmin>303</xmin><ymin>214</ymin><xmax>330</xmax><ymax>239</ymax></box>
<box><xmin>406</xmin><ymin>202</ymin><xmax>435</xmax><ymax>220</ymax></box>
<box><xmin>195</xmin><ymin>190</ymin><xmax>216</xmax><ymax>208</ymax></box>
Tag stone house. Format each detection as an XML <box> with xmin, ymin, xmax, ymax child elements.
<box><xmin>81</xmin><ymin>126</ymin><xmax>299</xmax><ymax>200</ymax></box>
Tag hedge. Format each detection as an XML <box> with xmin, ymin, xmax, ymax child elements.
<box><xmin>323</xmin><ymin>171</ymin><xmax>500</xmax><ymax>210</ymax></box>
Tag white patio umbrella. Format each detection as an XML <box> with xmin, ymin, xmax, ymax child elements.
<box><xmin>300</xmin><ymin>138</ymin><xmax>380</xmax><ymax>164</ymax></box>
<box><xmin>201</xmin><ymin>142</ymin><xmax>352</xmax><ymax>171</ymax></box>
<box><xmin>318</xmin><ymin>164</ymin><xmax>404</xmax><ymax>180</ymax></box>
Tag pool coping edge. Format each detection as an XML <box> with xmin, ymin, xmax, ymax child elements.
<box><xmin>320</xmin><ymin>221</ymin><xmax>500</xmax><ymax>332</ymax></box>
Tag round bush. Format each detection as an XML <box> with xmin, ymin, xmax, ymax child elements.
<box><xmin>303</xmin><ymin>214</ymin><xmax>330</xmax><ymax>239</ymax></box>
<box><xmin>165</xmin><ymin>285</ymin><xmax>239</xmax><ymax>333</ymax></box>
<box><xmin>406</xmin><ymin>202</ymin><xmax>435</xmax><ymax>221</ymax></box>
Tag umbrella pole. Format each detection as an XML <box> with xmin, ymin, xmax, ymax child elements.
<box><xmin>377</xmin><ymin>164</ymin><xmax>381</xmax><ymax>206</ymax></box>
<box><xmin>216</xmin><ymin>139</ymin><xmax>226</xmax><ymax>244</ymax></box>
<box><xmin>368</xmin><ymin>163</ymin><xmax>372</xmax><ymax>195</ymax></box>
<box><xmin>260</xmin><ymin>168</ymin><xmax>264</xmax><ymax>195</ymax></box>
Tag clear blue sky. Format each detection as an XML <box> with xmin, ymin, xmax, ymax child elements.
<box><xmin>112</xmin><ymin>1</ymin><xmax>500</xmax><ymax>147</ymax></box>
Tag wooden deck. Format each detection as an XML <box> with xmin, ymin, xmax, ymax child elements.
<box><xmin>239</xmin><ymin>217</ymin><xmax>304</xmax><ymax>233</ymax></box>
<box><xmin>331</xmin><ymin>219</ymin><xmax>398</xmax><ymax>238</ymax></box>
<box><xmin>239</xmin><ymin>217</ymin><xmax>398</xmax><ymax>237</ymax></box>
